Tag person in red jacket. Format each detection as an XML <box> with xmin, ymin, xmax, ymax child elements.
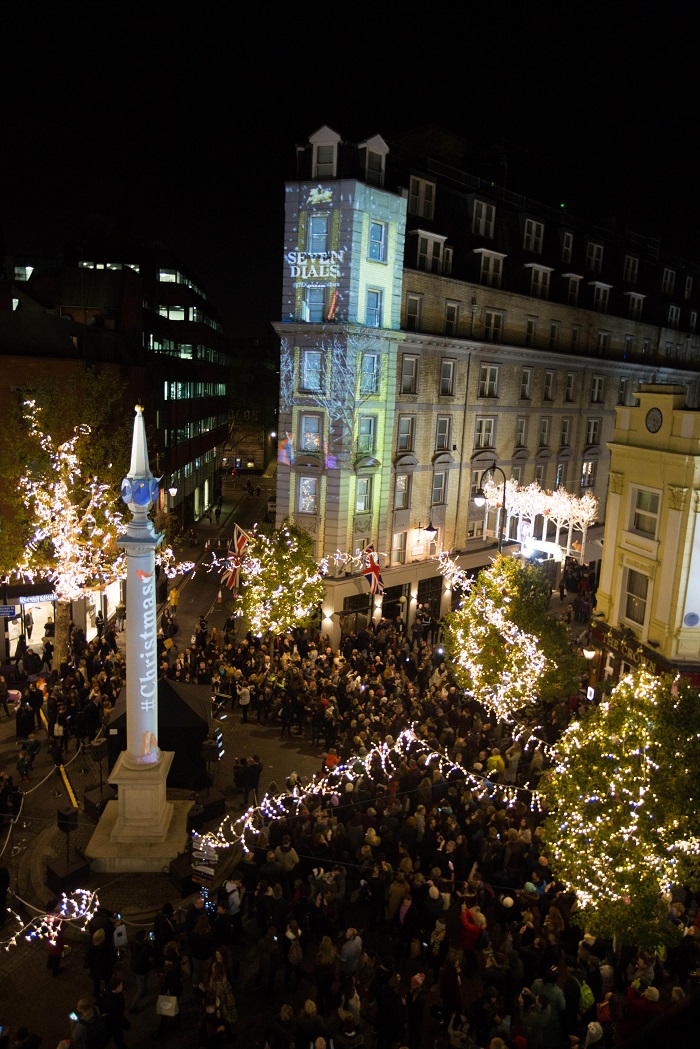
<box><xmin>618</xmin><ymin>982</ymin><xmax>663</xmax><ymax>1041</ymax></box>
<box><xmin>460</xmin><ymin>901</ymin><xmax>483</xmax><ymax>977</ymax></box>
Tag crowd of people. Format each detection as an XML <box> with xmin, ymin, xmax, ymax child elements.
<box><xmin>2</xmin><ymin>579</ymin><xmax>699</xmax><ymax>1049</ymax></box>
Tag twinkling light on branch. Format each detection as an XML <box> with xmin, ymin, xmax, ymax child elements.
<box><xmin>15</xmin><ymin>400</ymin><xmax>124</xmax><ymax>600</ymax></box>
<box><xmin>543</xmin><ymin>669</ymin><xmax>700</xmax><ymax>945</ymax></box>
<box><xmin>222</xmin><ymin>522</ymin><xmax>327</xmax><ymax>636</ymax></box>
<box><xmin>192</xmin><ymin>727</ymin><xmax>546</xmax><ymax>856</ymax></box>
<box><xmin>1</xmin><ymin>889</ymin><xmax>99</xmax><ymax>952</ymax></box>
<box><xmin>441</xmin><ymin>555</ymin><xmax>548</xmax><ymax>727</ymax></box>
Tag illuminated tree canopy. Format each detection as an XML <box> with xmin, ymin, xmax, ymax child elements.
<box><xmin>16</xmin><ymin>400</ymin><xmax>125</xmax><ymax>601</ymax></box>
<box><xmin>442</xmin><ymin>555</ymin><xmax>582</xmax><ymax>727</ymax></box>
<box><xmin>237</xmin><ymin>522</ymin><xmax>327</xmax><ymax>637</ymax></box>
<box><xmin>542</xmin><ymin>669</ymin><xmax>700</xmax><ymax>948</ymax></box>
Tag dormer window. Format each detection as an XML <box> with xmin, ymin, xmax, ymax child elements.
<box><xmin>409</xmin><ymin>177</ymin><xmax>435</xmax><ymax>220</ymax></box>
<box><xmin>309</xmin><ymin>126</ymin><xmax>341</xmax><ymax>179</ymax></box>
<box><xmin>359</xmin><ymin>134</ymin><xmax>389</xmax><ymax>187</ymax></box>
<box><xmin>314</xmin><ymin>145</ymin><xmax>336</xmax><ymax>179</ymax></box>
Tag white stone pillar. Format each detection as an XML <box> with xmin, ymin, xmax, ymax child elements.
<box><xmin>118</xmin><ymin>406</ymin><xmax>164</xmax><ymax>767</ymax></box>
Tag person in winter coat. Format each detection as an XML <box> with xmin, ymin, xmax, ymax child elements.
<box><xmin>530</xmin><ymin>968</ymin><xmax>566</xmax><ymax>1048</ymax></box>
<box><xmin>197</xmin><ymin>991</ymin><xmax>227</xmax><ymax>1049</ymax></box>
<box><xmin>395</xmin><ymin>893</ymin><xmax>422</xmax><ymax>963</ymax></box>
<box><xmin>294</xmin><ymin>999</ymin><xmax>328</xmax><ymax>1047</ymax></box>
<box><xmin>263</xmin><ymin>1003</ymin><xmax>296</xmax><ymax>1049</ymax></box>
<box><xmin>441</xmin><ymin>952</ymin><xmax>465</xmax><ymax>1013</ymax></box>
<box><xmin>375</xmin><ymin>974</ymin><xmax>406</xmax><ymax>1049</ymax></box>
<box><xmin>188</xmin><ymin>914</ymin><xmax>216</xmax><ymax>990</ymax></box>
<box><xmin>406</xmin><ymin>972</ymin><xmax>427</xmax><ymax>1049</ymax></box>
<box><xmin>157</xmin><ymin>943</ymin><xmax>183</xmax><ymax>1035</ymax></box>
<box><xmin>336</xmin><ymin>1015</ymin><xmax>366</xmax><ymax>1049</ymax></box>
<box><xmin>203</xmin><ymin>959</ymin><xmax>237</xmax><ymax>1030</ymax></box>
<box><xmin>83</xmin><ymin>927</ymin><xmax>116</xmax><ymax>1000</ymax></box>
<box><xmin>100</xmin><ymin>975</ymin><xmax>130</xmax><ymax>1049</ymax></box>
<box><xmin>282</xmin><ymin>918</ymin><xmax>304</xmax><ymax>989</ymax></box>
<box><xmin>312</xmin><ymin>935</ymin><xmax>338</xmax><ymax>1016</ymax></box>
<box><xmin>153</xmin><ymin>902</ymin><xmax>179</xmax><ymax>971</ymax></box>
<box><xmin>517</xmin><ymin>989</ymin><xmax>552</xmax><ymax>1049</ymax></box>
<box><xmin>128</xmin><ymin>929</ymin><xmax>152</xmax><ymax>1013</ymax></box>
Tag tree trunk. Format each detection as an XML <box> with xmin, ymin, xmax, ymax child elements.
<box><xmin>54</xmin><ymin>600</ymin><xmax>72</xmax><ymax>671</ymax></box>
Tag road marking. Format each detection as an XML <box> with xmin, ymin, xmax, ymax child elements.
<box><xmin>59</xmin><ymin>764</ymin><xmax>78</xmax><ymax>808</ymax></box>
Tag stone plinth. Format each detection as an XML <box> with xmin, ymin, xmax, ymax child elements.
<box><xmin>85</xmin><ymin>799</ymin><xmax>192</xmax><ymax>873</ymax></box>
<box><xmin>108</xmin><ymin>750</ymin><xmax>174</xmax><ymax>842</ymax></box>
<box><xmin>84</xmin><ymin>750</ymin><xmax>193</xmax><ymax>872</ymax></box>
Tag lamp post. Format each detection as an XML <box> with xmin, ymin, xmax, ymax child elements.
<box><xmin>168</xmin><ymin>485</ymin><xmax>178</xmax><ymax>539</ymax></box>
<box><xmin>474</xmin><ymin>464</ymin><xmax>507</xmax><ymax>553</ymax></box>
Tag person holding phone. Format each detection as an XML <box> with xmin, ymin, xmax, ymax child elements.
<box><xmin>128</xmin><ymin>929</ymin><xmax>152</xmax><ymax>1013</ymax></box>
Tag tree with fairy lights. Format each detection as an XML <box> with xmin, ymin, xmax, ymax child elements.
<box><xmin>542</xmin><ymin>668</ymin><xmax>700</xmax><ymax>948</ymax></box>
<box><xmin>236</xmin><ymin>522</ymin><xmax>327</xmax><ymax>647</ymax></box>
<box><xmin>442</xmin><ymin>554</ymin><xmax>583</xmax><ymax>725</ymax></box>
<box><xmin>0</xmin><ymin>377</ymin><xmax>131</xmax><ymax>669</ymax></box>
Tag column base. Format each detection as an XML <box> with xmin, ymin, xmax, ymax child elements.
<box><xmin>85</xmin><ymin>799</ymin><xmax>193</xmax><ymax>873</ymax></box>
<box><xmin>107</xmin><ymin>749</ymin><xmax>175</xmax><ymax>842</ymax></box>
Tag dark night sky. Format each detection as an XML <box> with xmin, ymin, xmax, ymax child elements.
<box><xmin>3</xmin><ymin>4</ymin><xmax>696</xmax><ymax>338</ymax></box>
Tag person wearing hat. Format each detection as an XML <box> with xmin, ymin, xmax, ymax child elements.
<box><xmin>405</xmin><ymin>973</ymin><xmax>426</xmax><ymax>1049</ymax></box>
<box><xmin>621</xmin><ymin>979</ymin><xmax>663</xmax><ymax>1040</ymax></box>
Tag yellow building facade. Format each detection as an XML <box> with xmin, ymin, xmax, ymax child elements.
<box><xmin>593</xmin><ymin>384</ymin><xmax>700</xmax><ymax>684</ymax></box>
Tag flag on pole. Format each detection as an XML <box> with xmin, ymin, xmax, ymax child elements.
<box><xmin>362</xmin><ymin>544</ymin><xmax>384</xmax><ymax>595</ymax></box>
<box><xmin>221</xmin><ymin>524</ymin><xmax>249</xmax><ymax>591</ymax></box>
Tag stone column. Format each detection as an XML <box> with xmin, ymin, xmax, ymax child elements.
<box><xmin>87</xmin><ymin>406</ymin><xmax>191</xmax><ymax>868</ymax></box>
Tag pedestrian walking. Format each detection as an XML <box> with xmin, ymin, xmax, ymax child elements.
<box><xmin>243</xmin><ymin>755</ymin><xmax>263</xmax><ymax>808</ymax></box>
<box><xmin>237</xmin><ymin>680</ymin><xmax>251</xmax><ymax>723</ymax></box>
<box><xmin>24</xmin><ymin>609</ymin><xmax>34</xmax><ymax>640</ymax></box>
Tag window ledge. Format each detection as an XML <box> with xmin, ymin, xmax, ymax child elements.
<box><xmin>621</xmin><ymin>529</ymin><xmax>658</xmax><ymax>560</ymax></box>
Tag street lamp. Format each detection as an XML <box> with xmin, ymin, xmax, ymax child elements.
<box><xmin>168</xmin><ymin>486</ymin><xmax>178</xmax><ymax>537</ymax></box>
<box><xmin>474</xmin><ymin>464</ymin><xmax>507</xmax><ymax>553</ymax></box>
<box><xmin>422</xmin><ymin>520</ymin><xmax>437</xmax><ymax>542</ymax></box>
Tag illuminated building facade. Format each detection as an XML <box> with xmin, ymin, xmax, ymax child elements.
<box><xmin>592</xmin><ymin>384</ymin><xmax>700</xmax><ymax>685</ymax></box>
<box><xmin>275</xmin><ymin>126</ymin><xmax>700</xmax><ymax>646</ymax></box>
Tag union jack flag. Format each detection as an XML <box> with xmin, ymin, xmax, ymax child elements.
<box><xmin>221</xmin><ymin>524</ymin><xmax>249</xmax><ymax>591</ymax></box>
<box><xmin>363</xmin><ymin>544</ymin><xmax>384</xmax><ymax>595</ymax></box>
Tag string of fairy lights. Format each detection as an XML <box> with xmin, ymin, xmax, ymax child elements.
<box><xmin>1</xmin><ymin>889</ymin><xmax>100</xmax><ymax>953</ymax></box>
<box><xmin>192</xmin><ymin>726</ymin><xmax>547</xmax><ymax>858</ymax></box>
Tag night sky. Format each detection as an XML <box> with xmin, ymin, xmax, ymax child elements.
<box><xmin>3</xmin><ymin>4</ymin><xmax>695</xmax><ymax>338</ymax></box>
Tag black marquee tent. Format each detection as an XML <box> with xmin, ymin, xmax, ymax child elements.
<box><xmin>106</xmin><ymin>679</ymin><xmax>212</xmax><ymax>789</ymax></box>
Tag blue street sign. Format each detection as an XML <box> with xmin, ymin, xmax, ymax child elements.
<box><xmin>0</xmin><ymin>606</ymin><xmax>17</xmax><ymax>617</ymax></box>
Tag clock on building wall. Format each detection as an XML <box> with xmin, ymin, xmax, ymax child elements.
<box><xmin>645</xmin><ymin>407</ymin><xmax>663</xmax><ymax>433</ymax></box>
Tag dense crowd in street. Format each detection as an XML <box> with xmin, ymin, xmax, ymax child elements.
<box><xmin>2</xmin><ymin>591</ymin><xmax>699</xmax><ymax>1049</ymax></box>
